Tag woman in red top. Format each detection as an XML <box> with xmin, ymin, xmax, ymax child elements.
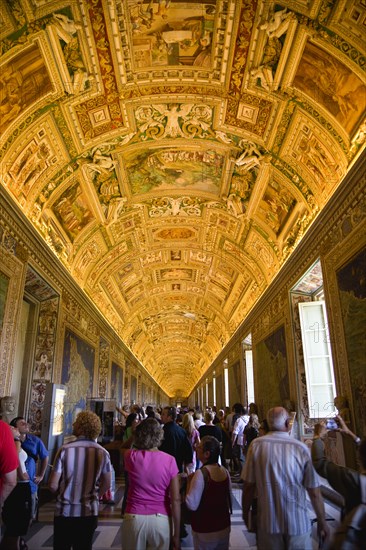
<box><xmin>185</xmin><ymin>436</ymin><xmax>231</xmax><ymax>549</ymax></box>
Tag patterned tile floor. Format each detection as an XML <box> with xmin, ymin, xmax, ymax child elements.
<box><xmin>24</xmin><ymin>479</ymin><xmax>341</xmax><ymax>549</ymax></box>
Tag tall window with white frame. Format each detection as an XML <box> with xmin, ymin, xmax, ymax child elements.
<box><xmin>298</xmin><ymin>300</ymin><xmax>336</xmax><ymax>418</ymax></box>
<box><xmin>213</xmin><ymin>375</ymin><xmax>216</xmax><ymax>407</ymax></box>
<box><xmin>224</xmin><ymin>360</ymin><xmax>229</xmax><ymax>408</ymax></box>
<box><xmin>242</xmin><ymin>334</ymin><xmax>254</xmax><ymax>406</ymax></box>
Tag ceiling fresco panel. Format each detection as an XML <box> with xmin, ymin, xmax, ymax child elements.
<box><xmin>293</xmin><ymin>41</ymin><xmax>366</xmax><ymax>135</ymax></box>
<box><xmin>0</xmin><ymin>42</ymin><xmax>54</xmax><ymax>136</ymax></box>
<box><xmin>118</xmin><ymin>142</ymin><xmax>226</xmax><ymax>196</ymax></box>
<box><xmin>2</xmin><ymin>115</ymin><xmax>69</xmax><ymax>209</ymax></box>
<box><xmin>50</xmin><ymin>180</ymin><xmax>95</xmax><ymax>242</ymax></box>
<box><xmin>281</xmin><ymin>111</ymin><xmax>349</xmax><ymax>201</ymax></box>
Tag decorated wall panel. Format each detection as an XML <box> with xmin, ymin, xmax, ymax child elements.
<box><xmin>336</xmin><ymin>247</ymin><xmax>366</xmax><ymax>437</ymax></box>
<box><xmin>254</xmin><ymin>325</ymin><xmax>290</xmax><ymax>419</ymax></box>
<box><xmin>111</xmin><ymin>361</ymin><xmax>124</xmax><ymax>409</ymax></box>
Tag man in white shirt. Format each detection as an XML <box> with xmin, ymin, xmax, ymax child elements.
<box><xmin>241</xmin><ymin>406</ymin><xmax>329</xmax><ymax>549</ymax></box>
<box><xmin>231</xmin><ymin>406</ymin><xmax>249</xmax><ymax>476</ymax></box>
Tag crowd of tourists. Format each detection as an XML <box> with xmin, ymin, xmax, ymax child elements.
<box><xmin>0</xmin><ymin>398</ymin><xmax>365</xmax><ymax>550</ymax></box>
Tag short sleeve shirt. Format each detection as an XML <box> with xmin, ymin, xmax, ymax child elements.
<box><xmin>21</xmin><ymin>434</ymin><xmax>49</xmax><ymax>494</ymax></box>
<box><xmin>53</xmin><ymin>438</ymin><xmax>111</xmax><ymax>517</ymax></box>
<box><xmin>124</xmin><ymin>449</ymin><xmax>178</xmax><ymax>515</ymax></box>
<box><xmin>242</xmin><ymin>431</ymin><xmax>320</xmax><ymax>535</ymax></box>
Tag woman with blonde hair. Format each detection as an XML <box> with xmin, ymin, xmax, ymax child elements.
<box><xmin>199</xmin><ymin>411</ymin><xmax>222</xmax><ymax>444</ymax></box>
<box><xmin>243</xmin><ymin>414</ymin><xmax>260</xmax><ymax>455</ymax></box>
<box><xmin>182</xmin><ymin>413</ymin><xmax>200</xmax><ymax>473</ymax></box>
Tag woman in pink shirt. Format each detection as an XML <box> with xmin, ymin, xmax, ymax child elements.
<box><xmin>120</xmin><ymin>418</ymin><xmax>181</xmax><ymax>550</ymax></box>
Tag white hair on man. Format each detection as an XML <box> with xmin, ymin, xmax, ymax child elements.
<box><xmin>267</xmin><ymin>406</ymin><xmax>290</xmax><ymax>431</ymax></box>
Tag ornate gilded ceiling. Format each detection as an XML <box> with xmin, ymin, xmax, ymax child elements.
<box><xmin>0</xmin><ymin>0</ymin><xmax>365</xmax><ymax>397</ymax></box>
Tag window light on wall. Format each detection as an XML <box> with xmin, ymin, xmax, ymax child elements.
<box><xmin>224</xmin><ymin>366</ymin><xmax>229</xmax><ymax>408</ymax></box>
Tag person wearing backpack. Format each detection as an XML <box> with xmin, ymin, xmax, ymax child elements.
<box><xmin>312</xmin><ymin>415</ymin><xmax>366</xmax><ymax>549</ymax></box>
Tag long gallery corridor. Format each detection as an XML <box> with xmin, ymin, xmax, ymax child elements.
<box><xmin>24</xmin><ymin>478</ymin><xmax>342</xmax><ymax>550</ymax></box>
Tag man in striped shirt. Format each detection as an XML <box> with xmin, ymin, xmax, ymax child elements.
<box><xmin>241</xmin><ymin>406</ymin><xmax>330</xmax><ymax>549</ymax></box>
<box><xmin>49</xmin><ymin>411</ymin><xmax>111</xmax><ymax>550</ymax></box>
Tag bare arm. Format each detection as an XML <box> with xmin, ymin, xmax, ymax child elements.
<box><xmin>307</xmin><ymin>486</ymin><xmax>330</xmax><ymax>544</ymax></box>
<box><xmin>35</xmin><ymin>456</ymin><xmax>49</xmax><ymax>484</ymax></box>
<box><xmin>15</xmin><ymin>441</ymin><xmax>29</xmax><ymax>481</ymax></box>
<box><xmin>0</xmin><ymin>468</ymin><xmax>17</xmax><ymax>509</ymax></box>
<box><xmin>120</xmin><ymin>436</ymin><xmax>134</xmax><ymax>456</ymax></box>
<box><xmin>48</xmin><ymin>469</ymin><xmax>61</xmax><ymax>493</ymax></box>
<box><xmin>170</xmin><ymin>475</ymin><xmax>181</xmax><ymax>550</ymax></box>
<box><xmin>242</xmin><ymin>481</ymin><xmax>255</xmax><ymax>526</ymax></box>
<box><xmin>337</xmin><ymin>415</ymin><xmax>359</xmax><ymax>441</ymax></box>
<box><xmin>98</xmin><ymin>471</ymin><xmax>112</xmax><ymax>497</ymax></box>
<box><xmin>116</xmin><ymin>406</ymin><xmax>129</xmax><ymax>418</ymax></box>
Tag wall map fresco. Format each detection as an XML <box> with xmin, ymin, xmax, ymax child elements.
<box><xmin>61</xmin><ymin>329</ymin><xmax>95</xmax><ymax>434</ymax></box>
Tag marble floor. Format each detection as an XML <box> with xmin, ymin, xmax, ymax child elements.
<box><xmin>24</xmin><ymin>479</ymin><xmax>341</xmax><ymax>550</ymax></box>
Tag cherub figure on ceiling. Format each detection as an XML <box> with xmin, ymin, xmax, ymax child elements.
<box><xmin>225</xmin><ymin>193</ymin><xmax>245</xmax><ymax>218</ymax></box>
<box><xmin>235</xmin><ymin>140</ymin><xmax>263</xmax><ymax>172</ymax></box>
<box><xmin>87</xmin><ymin>146</ymin><xmax>118</xmax><ymax>175</ymax></box>
<box><xmin>52</xmin><ymin>13</ymin><xmax>82</xmax><ymax>43</ymax></box>
<box><xmin>51</xmin><ymin>13</ymin><xmax>90</xmax><ymax>94</ymax></box>
<box><xmin>260</xmin><ymin>8</ymin><xmax>294</xmax><ymax>39</ymax></box>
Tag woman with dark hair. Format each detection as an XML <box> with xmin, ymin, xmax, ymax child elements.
<box><xmin>185</xmin><ymin>436</ymin><xmax>232</xmax><ymax>550</ymax></box>
<box><xmin>120</xmin><ymin>418</ymin><xmax>181</xmax><ymax>550</ymax></box>
<box><xmin>198</xmin><ymin>412</ymin><xmax>222</xmax><ymax>444</ymax></box>
<box><xmin>123</xmin><ymin>412</ymin><xmax>141</xmax><ymax>441</ymax></box>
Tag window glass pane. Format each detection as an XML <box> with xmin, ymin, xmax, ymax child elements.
<box><xmin>304</xmin><ymin>330</ymin><xmax>329</xmax><ymax>356</ymax></box>
<box><xmin>308</xmin><ymin>357</ymin><xmax>332</xmax><ymax>383</ymax></box>
<box><xmin>224</xmin><ymin>367</ymin><xmax>229</xmax><ymax>408</ymax></box>
<box><xmin>309</xmin><ymin>385</ymin><xmax>335</xmax><ymax>418</ymax></box>
<box><xmin>245</xmin><ymin>350</ymin><xmax>254</xmax><ymax>405</ymax></box>
<box><xmin>302</xmin><ymin>303</ymin><xmax>324</xmax><ymax>326</ymax></box>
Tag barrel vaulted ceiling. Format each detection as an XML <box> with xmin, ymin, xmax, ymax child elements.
<box><xmin>0</xmin><ymin>0</ymin><xmax>365</xmax><ymax>397</ymax></box>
